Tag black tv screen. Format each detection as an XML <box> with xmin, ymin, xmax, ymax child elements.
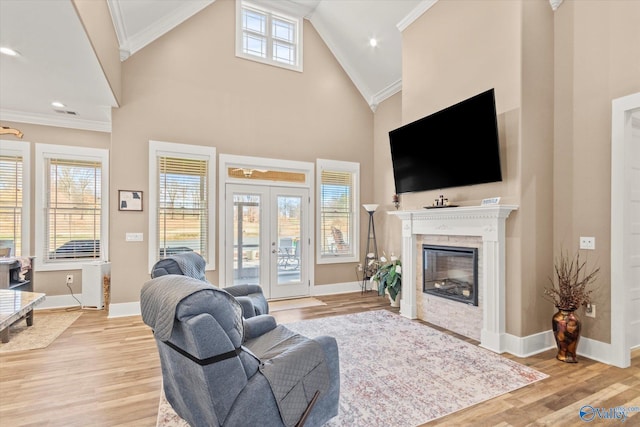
<box><xmin>389</xmin><ymin>88</ymin><xmax>502</xmax><ymax>194</ymax></box>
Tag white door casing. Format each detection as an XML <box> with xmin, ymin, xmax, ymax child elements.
<box><xmin>611</xmin><ymin>92</ymin><xmax>640</xmax><ymax>368</ymax></box>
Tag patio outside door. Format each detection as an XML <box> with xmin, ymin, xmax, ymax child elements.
<box><xmin>226</xmin><ymin>184</ymin><xmax>309</xmax><ymax>299</ymax></box>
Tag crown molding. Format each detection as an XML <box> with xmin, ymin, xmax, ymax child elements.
<box><xmin>397</xmin><ymin>0</ymin><xmax>438</xmax><ymax>32</ymax></box>
<box><xmin>107</xmin><ymin>0</ymin><xmax>215</xmax><ymax>61</ymax></box>
<box><xmin>0</xmin><ymin>109</ymin><xmax>111</xmax><ymax>133</ymax></box>
<box><xmin>370</xmin><ymin>79</ymin><xmax>402</xmax><ymax>111</ymax></box>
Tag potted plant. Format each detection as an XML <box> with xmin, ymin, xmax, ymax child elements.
<box><xmin>372</xmin><ymin>255</ymin><xmax>402</xmax><ymax>307</ymax></box>
<box><xmin>543</xmin><ymin>250</ymin><xmax>599</xmax><ymax>363</ymax></box>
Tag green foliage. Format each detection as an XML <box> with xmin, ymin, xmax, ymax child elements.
<box><xmin>372</xmin><ymin>257</ymin><xmax>402</xmax><ymax>302</ymax></box>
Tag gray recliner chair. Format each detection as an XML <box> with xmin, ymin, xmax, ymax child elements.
<box><xmin>141</xmin><ymin>275</ymin><xmax>340</xmax><ymax>427</ymax></box>
<box><xmin>151</xmin><ymin>252</ymin><xmax>269</xmax><ymax>318</ymax></box>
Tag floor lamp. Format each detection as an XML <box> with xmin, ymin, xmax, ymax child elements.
<box><xmin>362</xmin><ymin>204</ymin><xmax>379</xmax><ymax>292</ymax></box>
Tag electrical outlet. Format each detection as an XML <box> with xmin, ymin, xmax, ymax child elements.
<box><xmin>585</xmin><ymin>304</ymin><xmax>596</xmax><ymax>318</ymax></box>
<box><xmin>66</xmin><ymin>274</ymin><xmax>74</xmax><ymax>284</ymax></box>
<box><xmin>579</xmin><ymin>236</ymin><xmax>595</xmax><ymax>250</ymax></box>
<box><xmin>357</xmin><ymin>264</ymin><xmax>363</xmax><ymax>271</ymax></box>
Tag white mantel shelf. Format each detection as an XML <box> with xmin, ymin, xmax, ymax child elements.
<box><xmin>388</xmin><ymin>205</ymin><xmax>518</xmax><ymax>353</ymax></box>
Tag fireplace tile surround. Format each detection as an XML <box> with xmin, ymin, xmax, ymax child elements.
<box><xmin>388</xmin><ymin>205</ymin><xmax>518</xmax><ymax>353</ymax></box>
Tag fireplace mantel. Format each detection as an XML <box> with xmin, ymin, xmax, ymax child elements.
<box><xmin>388</xmin><ymin>205</ymin><xmax>518</xmax><ymax>353</ymax></box>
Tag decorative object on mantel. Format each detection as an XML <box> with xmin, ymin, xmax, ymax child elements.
<box><xmin>481</xmin><ymin>197</ymin><xmax>501</xmax><ymax>206</ymax></box>
<box><xmin>544</xmin><ymin>250</ymin><xmax>600</xmax><ymax>363</ymax></box>
<box><xmin>0</xmin><ymin>126</ymin><xmax>23</xmax><ymax>138</ymax></box>
<box><xmin>425</xmin><ymin>194</ymin><xmax>459</xmax><ymax>209</ymax></box>
<box><xmin>361</xmin><ymin>204</ymin><xmax>379</xmax><ymax>292</ymax></box>
<box><xmin>392</xmin><ymin>194</ymin><xmax>400</xmax><ymax>210</ymax></box>
<box><xmin>371</xmin><ymin>254</ymin><xmax>401</xmax><ymax>307</ymax></box>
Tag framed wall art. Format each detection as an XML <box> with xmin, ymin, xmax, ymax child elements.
<box><xmin>119</xmin><ymin>190</ymin><xmax>143</xmax><ymax>211</ymax></box>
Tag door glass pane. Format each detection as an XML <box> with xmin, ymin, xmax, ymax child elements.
<box><xmin>233</xmin><ymin>193</ymin><xmax>261</xmax><ymax>285</ymax></box>
<box><xmin>277</xmin><ymin>195</ymin><xmax>301</xmax><ymax>284</ymax></box>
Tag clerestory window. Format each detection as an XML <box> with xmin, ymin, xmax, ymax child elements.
<box><xmin>236</xmin><ymin>1</ymin><xmax>303</xmax><ymax>72</ymax></box>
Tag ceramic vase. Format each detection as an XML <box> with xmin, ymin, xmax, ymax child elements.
<box><xmin>388</xmin><ymin>290</ymin><xmax>400</xmax><ymax>308</ymax></box>
<box><xmin>552</xmin><ymin>308</ymin><xmax>581</xmax><ymax>363</ymax></box>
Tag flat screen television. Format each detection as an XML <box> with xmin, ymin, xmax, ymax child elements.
<box><xmin>389</xmin><ymin>88</ymin><xmax>502</xmax><ymax>194</ymax></box>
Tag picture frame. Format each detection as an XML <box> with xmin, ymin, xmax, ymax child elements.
<box><xmin>119</xmin><ymin>190</ymin><xmax>143</xmax><ymax>211</ymax></box>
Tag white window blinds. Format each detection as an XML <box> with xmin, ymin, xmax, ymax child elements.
<box><xmin>45</xmin><ymin>158</ymin><xmax>102</xmax><ymax>261</ymax></box>
<box><xmin>319</xmin><ymin>170</ymin><xmax>354</xmax><ymax>258</ymax></box>
<box><xmin>0</xmin><ymin>153</ymin><xmax>23</xmax><ymax>256</ymax></box>
<box><xmin>157</xmin><ymin>156</ymin><xmax>209</xmax><ymax>259</ymax></box>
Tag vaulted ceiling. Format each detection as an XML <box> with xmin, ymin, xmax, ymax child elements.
<box><xmin>0</xmin><ymin>0</ymin><xmax>434</xmax><ymax>132</ymax></box>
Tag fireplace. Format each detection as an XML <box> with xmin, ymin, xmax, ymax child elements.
<box><xmin>423</xmin><ymin>245</ymin><xmax>478</xmax><ymax>306</ymax></box>
<box><xmin>388</xmin><ymin>205</ymin><xmax>517</xmax><ymax>353</ymax></box>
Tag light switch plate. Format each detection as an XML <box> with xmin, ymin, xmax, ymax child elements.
<box><xmin>126</xmin><ymin>232</ymin><xmax>143</xmax><ymax>242</ymax></box>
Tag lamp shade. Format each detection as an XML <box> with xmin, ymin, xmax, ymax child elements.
<box><xmin>362</xmin><ymin>204</ymin><xmax>379</xmax><ymax>212</ymax></box>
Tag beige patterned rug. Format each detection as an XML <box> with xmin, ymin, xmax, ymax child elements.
<box><xmin>156</xmin><ymin>310</ymin><xmax>548</xmax><ymax>427</ymax></box>
<box><xmin>0</xmin><ymin>310</ymin><xmax>82</xmax><ymax>353</ymax></box>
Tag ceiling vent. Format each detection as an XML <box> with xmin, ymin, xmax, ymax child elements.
<box><xmin>54</xmin><ymin>109</ymin><xmax>78</xmax><ymax>115</ymax></box>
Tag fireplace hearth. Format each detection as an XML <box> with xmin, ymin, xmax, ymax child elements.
<box><xmin>423</xmin><ymin>245</ymin><xmax>478</xmax><ymax>306</ymax></box>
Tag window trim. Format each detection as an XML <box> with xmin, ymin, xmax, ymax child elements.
<box><xmin>0</xmin><ymin>139</ymin><xmax>30</xmax><ymax>257</ymax></box>
<box><xmin>35</xmin><ymin>143</ymin><xmax>109</xmax><ymax>271</ymax></box>
<box><xmin>316</xmin><ymin>159</ymin><xmax>360</xmax><ymax>264</ymax></box>
<box><xmin>235</xmin><ymin>0</ymin><xmax>303</xmax><ymax>72</ymax></box>
<box><xmin>148</xmin><ymin>140</ymin><xmax>216</xmax><ymax>273</ymax></box>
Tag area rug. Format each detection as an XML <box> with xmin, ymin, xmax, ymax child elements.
<box><xmin>0</xmin><ymin>310</ymin><xmax>82</xmax><ymax>353</ymax></box>
<box><xmin>269</xmin><ymin>297</ymin><xmax>327</xmax><ymax>312</ymax></box>
<box><xmin>156</xmin><ymin>310</ymin><xmax>547</xmax><ymax>427</ymax></box>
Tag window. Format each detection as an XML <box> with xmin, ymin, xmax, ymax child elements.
<box><xmin>316</xmin><ymin>159</ymin><xmax>359</xmax><ymax>264</ymax></box>
<box><xmin>236</xmin><ymin>1</ymin><xmax>303</xmax><ymax>72</ymax></box>
<box><xmin>149</xmin><ymin>141</ymin><xmax>216</xmax><ymax>271</ymax></box>
<box><xmin>35</xmin><ymin>144</ymin><xmax>109</xmax><ymax>270</ymax></box>
<box><xmin>0</xmin><ymin>140</ymin><xmax>30</xmax><ymax>257</ymax></box>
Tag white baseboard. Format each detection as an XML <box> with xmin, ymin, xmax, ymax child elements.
<box><xmin>502</xmin><ymin>329</ymin><xmax>613</xmax><ymax>365</ymax></box>
<box><xmin>107</xmin><ymin>302</ymin><xmax>141</xmax><ymax>318</ymax></box>
<box><xmin>503</xmin><ymin>330</ymin><xmax>556</xmax><ymax>358</ymax></box>
<box><xmin>36</xmin><ymin>294</ymin><xmax>82</xmax><ymax>310</ymax></box>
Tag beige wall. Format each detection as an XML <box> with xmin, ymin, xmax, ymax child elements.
<box><xmin>109</xmin><ymin>0</ymin><xmax>373</xmax><ymax>303</ymax></box>
<box><xmin>553</xmin><ymin>0</ymin><xmax>640</xmax><ymax>342</ymax></box>
<box><xmin>372</xmin><ymin>92</ymin><xmax>402</xmax><ymax>257</ymax></box>
<box><xmin>395</xmin><ymin>0</ymin><xmax>566</xmax><ymax>337</ymax></box>
<box><xmin>2</xmin><ymin>120</ymin><xmax>110</xmax><ymax>298</ymax></box>
<box><xmin>73</xmin><ymin>0</ymin><xmax>121</xmax><ymax>104</ymax></box>
<box><xmin>385</xmin><ymin>0</ymin><xmax>639</xmax><ymax>342</ymax></box>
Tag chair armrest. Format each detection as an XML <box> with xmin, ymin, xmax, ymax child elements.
<box><xmin>233</xmin><ymin>296</ymin><xmax>256</xmax><ymax>318</ymax></box>
<box><xmin>243</xmin><ymin>314</ymin><xmax>277</xmax><ymax>340</ymax></box>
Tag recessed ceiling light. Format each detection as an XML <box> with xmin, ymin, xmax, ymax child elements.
<box><xmin>0</xmin><ymin>47</ymin><xmax>20</xmax><ymax>57</ymax></box>
<box><xmin>369</xmin><ymin>38</ymin><xmax>378</xmax><ymax>47</ymax></box>
<box><xmin>51</xmin><ymin>101</ymin><xmax>66</xmax><ymax>108</ymax></box>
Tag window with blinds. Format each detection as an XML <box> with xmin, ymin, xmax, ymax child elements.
<box><xmin>317</xmin><ymin>160</ymin><xmax>360</xmax><ymax>264</ymax></box>
<box><xmin>237</xmin><ymin>1</ymin><xmax>302</xmax><ymax>71</ymax></box>
<box><xmin>45</xmin><ymin>158</ymin><xmax>102</xmax><ymax>261</ymax></box>
<box><xmin>0</xmin><ymin>151</ymin><xmax>23</xmax><ymax>257</ymax></box>
<box><xmin>157</xmin><ymin>156</ymin><xmax>209</xmax><ymax>259</ymax></box>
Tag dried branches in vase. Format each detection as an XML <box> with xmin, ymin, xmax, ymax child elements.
<box><xmin>543</xmin><ymin>250</ymin><xmax>599</xmax><ymax>310</ymax></box>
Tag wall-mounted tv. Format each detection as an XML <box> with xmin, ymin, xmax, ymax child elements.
<box><xmin>389</xmin><ymin>88</ymin><xmax>502</xmax><ymax>194</ymax></box>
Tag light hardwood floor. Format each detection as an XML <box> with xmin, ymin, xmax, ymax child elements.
<box><xmin>0</xmin><ymin>292</ymin><xmax>638</xmax><ymax>426</ymax></box>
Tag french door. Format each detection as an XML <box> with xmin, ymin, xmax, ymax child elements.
<box><xmin>225</xmin><ymin>184</ymin><xmax>309</xmax><ymax>299</ymax></box>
